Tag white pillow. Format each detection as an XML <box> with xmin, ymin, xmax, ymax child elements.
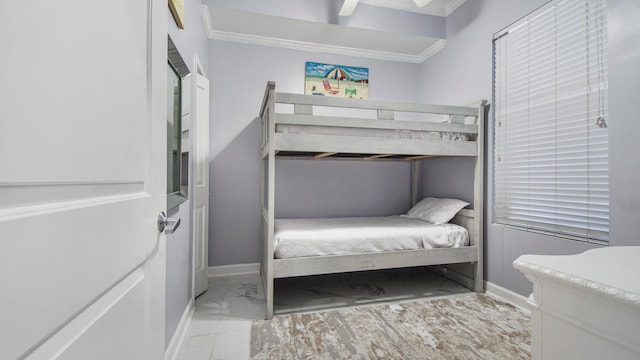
<box><xmin>405</xmin><ymin>197</ymin><xmax>469</xmax><ymax>225</ymax></box>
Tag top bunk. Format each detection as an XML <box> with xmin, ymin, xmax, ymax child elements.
<box><xmin>260</xmin><ymin>81</ymin><xmax>487</xmax><ymax>160</ymax></box>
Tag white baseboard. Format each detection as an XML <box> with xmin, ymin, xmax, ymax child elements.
<box><xmin>485</xmin><ymin>281</ymin><xmax>531</xmax><ymax>315</ymax></box>
<box><xmin>207</xmin><ymin>262</ymin><xmax>260</xmax><ymax>277</ymax></box>
<box><xmin>165</xmin><ymin>298</ymin><xmax>194</xmax><ymax>360</ymax></box>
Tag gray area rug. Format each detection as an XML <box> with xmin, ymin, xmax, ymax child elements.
<box><xmin>251</xmin><ymin>294</ymin><xmax>530</xmax><ymax>359</ymax></box>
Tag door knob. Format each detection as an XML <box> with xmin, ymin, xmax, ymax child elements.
<box><xmin>158</xmin><ymin>211</ymin><xmax>181</xmax><ymax>234</ymax></box>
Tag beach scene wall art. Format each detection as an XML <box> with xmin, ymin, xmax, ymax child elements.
<box><xmin>305</xmin><ymin>62</ymin><xmax>369</xmax><ymax>99</ymax></box>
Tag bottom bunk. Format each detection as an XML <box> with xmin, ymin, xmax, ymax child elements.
<box><xmin>274</xmin><ymin>216</ymin><xmax>469</xmax><ymax>259</ymax></box>
<box><xmin>261</xmin><ymin>199</ymin><xmax>483</xmax><ymax>319</ymax></box>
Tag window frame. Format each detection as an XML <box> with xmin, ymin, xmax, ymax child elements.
<box><xmin>492</xmin><ymin>0</ymin><xmax>609</xmax><ymax>244</ymax></box>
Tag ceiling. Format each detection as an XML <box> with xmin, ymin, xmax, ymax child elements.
<box><xmin>201</xmin><ymin>0</ymin><xmax>466</xmax><ymax>63</ymax></box>
<box><xmin>358</xmin><ymin>0</ymin><xmax>467</xmax><ymax>17</ymax></box>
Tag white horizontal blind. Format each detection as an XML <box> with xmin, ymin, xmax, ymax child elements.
<box><xmin>494</xmin><ymin>0</ymin><xmax>608</xmax><ymax>242</ymax></box>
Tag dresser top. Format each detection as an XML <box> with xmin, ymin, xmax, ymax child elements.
<box><xmin>514</xmin><ymin>246</ymin><xmax>640</xmax><ymax>308</ymax></box>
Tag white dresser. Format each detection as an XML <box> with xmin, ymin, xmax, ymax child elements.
<box><xmin>514</xmin><ymin>247</ymin><xmax>640</xmax><ymax>360</ymax></box>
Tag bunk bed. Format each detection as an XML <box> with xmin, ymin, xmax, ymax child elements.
<box><xmin>259</xmin><ymin>81</ymin><xmax>487</xmax><ymax>319</ymax></box>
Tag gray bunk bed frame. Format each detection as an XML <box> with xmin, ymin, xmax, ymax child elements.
<box><xmin>259</xmin><ymin>81</ymin><xmax>486</xmax><ymax>319</ymax></box>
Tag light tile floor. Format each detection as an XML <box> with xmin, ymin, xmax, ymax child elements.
<box><xmin>176</xmin><ymin>267</ymin><xmax>471</xmax><ymax>360</ymax></box>
<box><xmin>176</xmin><ymin>273</ymin><xmax>264</xmax><ymax>360</ymax></box>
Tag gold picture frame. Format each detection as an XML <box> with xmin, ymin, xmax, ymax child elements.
<box><xmin>169</xmin><ymin>0</ymin><xmax>185</xmax><ymax>29</ymax></box>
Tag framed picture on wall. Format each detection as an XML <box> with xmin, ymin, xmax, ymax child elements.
<box><xmin>305</xmin><ymin>62</ymin><xmax>369</xmax><ymax>99</ymax></box>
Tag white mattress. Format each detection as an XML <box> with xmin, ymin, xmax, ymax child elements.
<box><xmin>273</xmin><ymin>216</ymin><xmax>469</xmax><ymax>259</ymax></box>
<box><xmin>276</xmin><ymin>124</ymin><xmax>471</xmax><ymax>141</ymax></box>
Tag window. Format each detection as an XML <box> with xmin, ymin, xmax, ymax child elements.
<box><xmin>493</xmin><ymin>0</ymin><xmax>608</xmax><ymax>243</ymax></box>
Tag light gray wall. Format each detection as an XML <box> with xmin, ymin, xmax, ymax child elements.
<box><xmin>166</xmin><ymin>0</ymin><xmax>209</xmax><ymax>348</ymax></box>
<box><xmin>208</xmin><ymin>40</ymin><xmax>421</xmax><ymax>266</ymax></box>
<box><xmin>418</xmin><ymin>0</ymin><xmax>640</xmax><ymax>296</ymax></box>
<box><xmin>607</xmin><ymin>0</ymin><xmax>640</xmax><ymax>246</ymax></box>
<box><xmin>275</xmin><ymin>159</ymin><xmax>411</xmax><ymax>219</ymax></box>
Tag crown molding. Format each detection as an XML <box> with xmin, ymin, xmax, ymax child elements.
<box><xmin>417</xmin><ymin>39</ymin><xmax>446</xmax><ymax>62</ymax></box>
<box><xmin>201</xmin><ymin>5</ymin><xmax>444</xmax><ymax>64</ymax></box>
<box><xmin>444</xmin><ymin>0</ymin><xmax>467</xmax><ymax>16</ymax></box>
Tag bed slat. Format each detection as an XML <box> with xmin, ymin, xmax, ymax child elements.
<box><xmin>313</xmin><ymin>152</ymin><xmax>337</xmax><ymax>159</ymax></box>
<box><xmin>366</xmin><ymin>154</ymin><xmax>393</xmax><ymax>160</ymax></box>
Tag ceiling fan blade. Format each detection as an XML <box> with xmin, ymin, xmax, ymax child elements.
<box><xmin>413</xmin><ymin>0</ymin><xmax>433</xmax><ymax>7</ymax></box>
<box><xmin>339</xmin><ymin>0</ymin><xmax>359</xmax><ymax>16</ymax></box>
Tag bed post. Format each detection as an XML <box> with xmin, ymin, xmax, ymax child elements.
<box><xmin>260</xmin><ymin>82</ymin><xmax>276</xmax><ymax>319</ymax></box>
<box><xmin>411</xmin><ymin>160</ymin><xmax>421</xmax><ymax>206</ymax></box>
<box><xmin>473</xmin><ymin>100</ymin><xmax>487</xmax><ymax>293</ymax></box>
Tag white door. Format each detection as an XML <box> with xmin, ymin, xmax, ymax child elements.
<box><xmin>0</xmin><ymin>1</ymin><xmax>167</xmax><ymax>359</ymax></box>
<box><xmin>193</xmin><ymin>67</ymin><xmax>210</xmax><ymax>297</ymax></box>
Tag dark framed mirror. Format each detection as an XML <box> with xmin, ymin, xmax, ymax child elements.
<box><xmin>167</xmin><ymin>35</ymin><xmax>190</xmax><ymax>210</ymax></box>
